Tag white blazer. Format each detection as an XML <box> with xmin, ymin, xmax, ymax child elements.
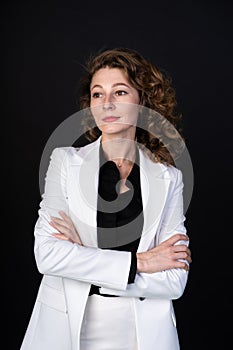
<box><xmin>20</xmin><ymin>137</ymin><xmax>189</xmax><ymax>350</ymax></box>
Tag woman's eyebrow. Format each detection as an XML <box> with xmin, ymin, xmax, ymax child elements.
<box><xmin>91</xmin><ymin>84</ymin><xmax>102</xmax><ymax>90</ymax></box>
<box><xmin>112</xmin><ymin>82</ymin><xmax>131</xmax><ymax>88</ymax></box>
<box><xmin>91</xmin><ymin>82</ymin><xmax>131</xmax><ymax>90</ymax></box>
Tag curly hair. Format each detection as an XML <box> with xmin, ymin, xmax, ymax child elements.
<box><xmin>76</xmin><ymin>47</ymin><xmax>184</xmax><ymax>166</ymax></box>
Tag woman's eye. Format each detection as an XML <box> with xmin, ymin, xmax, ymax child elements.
<box><xmin>92</xmin><ymin>92</ymin><xmax>102</xmax><ymax>98</ymax></box>
<box><xmin>115</xmin><ymin>90</ymin><xmax>128</xmax><ymax>96</ymax></box>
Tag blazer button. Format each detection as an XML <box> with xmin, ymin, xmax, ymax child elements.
<box><xmin>139</xmin><ymin>297</ymin><xmax>145</xmax><ymax>301</ymax></box>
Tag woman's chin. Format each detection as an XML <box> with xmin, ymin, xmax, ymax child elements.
<box><xmin>99</xmin><ymin>124</ymin><xmax>136</xmax><ymax>138</ymax></box>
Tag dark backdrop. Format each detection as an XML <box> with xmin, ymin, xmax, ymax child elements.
<box><xmin>3</xmin><ymin>0</ymin><xmax>232</xmax><ymax>349</ymax></box>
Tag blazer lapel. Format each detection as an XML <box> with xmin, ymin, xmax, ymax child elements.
<box><xmin>138</xmin><ymin>149</ymin><xmax>171</xmax><ymax>252</ymax></box>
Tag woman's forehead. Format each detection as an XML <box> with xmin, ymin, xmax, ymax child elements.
<box><xmin>91</xmin><ymin>67</ymin><xmax>130</xmax><ymax>87</ymax></box>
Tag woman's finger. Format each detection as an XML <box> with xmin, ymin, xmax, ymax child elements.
<box><xmin>172</xmin><ymin>246</ymin><xmax>192</xmax><ymax>263</ymax></box>
<box><xmin>172</xmin><ymin>244</ymin><xmax>189</xmax><ymax>252</ymax></box>
<box><xmin>162</xmin><ymin>234</ymin><xmax>189</xmax><ymax>247</ymax></box>
<box><xmin>59</xmin><ymin>211</ymin><xmax>68</xmax><ymax>218</ymax></box>
<box><xmin>172</xmin><ymin>246</ymin><xmax>191</xmax><ymax>260</ymax></box>
<box><xmin>50</xmin><ymin>217</ymin><xmax>71</xmax><ymax>230</ymax></box>
<box><xmin>59</xmin><ymin>211</ymin><xmax>74</xmax><ymax>225</ymax></box>
<box><xmin>52</xmin><ymin>233</ymin><xmax>69</xmax><ymax>241</ymax></box>
<box><xmin>50</xmin><ymin>221</ymin><xmax>71</xmax><ymax>237</ymax></box>
<box><xmin>173</xmin><ymin>252</ymin><xmax>190</xmax><ymax>261</ymax></box>
<box><xmin>50</xmin><ymin>212</ymin><xmax>83</xmax><ymax>246</ymax></box>
<box><xmin>174</xmin><ymin>261</ymin><xmax>189</xmax><ymax>271</ymax></box>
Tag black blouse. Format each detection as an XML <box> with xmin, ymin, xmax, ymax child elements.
<box><xmin>89</xmin><ymin>144</ymin><xmax>144</xmax><ymax>296</ymax></box>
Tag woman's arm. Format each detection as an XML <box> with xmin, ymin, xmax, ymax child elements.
<box><xmin>50</xmin><ymin>213</ymin><xmax>191</xmax><ymax>273</ymax></box>
<box><xmin>137</xmin><ymin>233</ymin><xmax>191</xmax><ymax>273</ymax></box>
<box><xmin>34</xmin><ymin>147</ymin><xmax>132</xmax><ymax>291</ymax></box>
<box><xmin>99</xmin><ymin>169</ymin><xmax>191</xmax><ymax>299</ymax></box>
<box><xmin>51</xmin><ymin>160</ymin><xmax>191</xmax><ymax>299</ymax></box>
<box><xmin>50</xmin><ymin>210</ymin><xmax>83</xmax><ymax>245</ymax></box>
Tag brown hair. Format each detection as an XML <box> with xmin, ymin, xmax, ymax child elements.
<box><xmin>77</xmin><ymin>47</ymin><xmax>183</xmax><ymax>166</ymax></box>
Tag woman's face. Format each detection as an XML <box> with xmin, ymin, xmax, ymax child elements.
<box><xmin>90</xmin><ymin>67</ymin><xmax>140</xmax><ymax>140</ymax></box>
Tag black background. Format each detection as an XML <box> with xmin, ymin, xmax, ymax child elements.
<box><xmin>3</xmin><ymin>0</ymin><xmax>232</xmax><ymax>349</ymax></box>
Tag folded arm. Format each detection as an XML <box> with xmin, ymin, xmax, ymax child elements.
<box><xmin>100</xmin><ymin>169</ymin><xmax>191</xmax><ymax>299</ymax></box>
<box><xmin>37</xmin><ymin>148</ymin><xmax>191</xmax><ymax>298</ymax></box>
<box><xmin>34</xmin><ymin>147</ymin><xmax>131</xmax><ymax>291</ymax></box>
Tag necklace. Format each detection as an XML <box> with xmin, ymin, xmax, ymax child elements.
<box><xmin>114</xmin><ymin>154</ymin><xmax>135</xmax><ymax>168</ymax></box>
<box><xmin>115</xmin><ymin>159</ymin><xmax>133</xmax><ymax>168</ymax></box>
<box><xmin>114</xmin><ymin>160</ymin><xmax>135</xmax><ymax>183</ymax></box>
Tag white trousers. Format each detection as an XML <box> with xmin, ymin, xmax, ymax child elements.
<box><xmin>80</xmin><ymin>294</ymin><xmax>138</xmax><ymax>350</ymax></box>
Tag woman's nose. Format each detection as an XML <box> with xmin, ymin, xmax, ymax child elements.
<box><xmin>102</xmin><ymin>102</ymin><xmax>115</xmax><ymax>110</ymax></box>
<box><xmin>102</xmin><ymin>95</ymin><xmax>116</xmax><ymax>110</ymax></box>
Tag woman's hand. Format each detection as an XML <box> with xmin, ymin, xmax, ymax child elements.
<box><xmin>49</xmin><ymin>211</ymin><xmax>83</xmax><ymax>245</ymax></box>
<box><xmin>136</xmin><ymin>234</ymin><xmax>191</xmax><ymax>273</ymax></box>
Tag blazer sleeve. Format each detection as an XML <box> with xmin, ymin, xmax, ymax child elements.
<box><xmin>100</xmin><ymin>168</ymin><xmax>190</xmax><ymax>299</ymax></box>
<box><xmin>34</xmin><ymin>147</ymin><xmax>131</xmax><ymax>291</ymax></box>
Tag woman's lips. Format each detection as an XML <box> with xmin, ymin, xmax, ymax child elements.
<box><xmin>102</xmin><ymin>116</ymin><xmax>120</xmax><ymax>123</ymax></box>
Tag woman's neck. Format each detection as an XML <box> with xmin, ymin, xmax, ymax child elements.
<box><xmin>101</xmin><ymin>137</ymin><xmax>136</xmax><ymax>165</ymax></box>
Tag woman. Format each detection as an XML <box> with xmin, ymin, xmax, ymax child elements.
<box><xmin>20</xmin><ymin>48</ymin><xmax>192</xmax><ymax>350</ymax></box>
